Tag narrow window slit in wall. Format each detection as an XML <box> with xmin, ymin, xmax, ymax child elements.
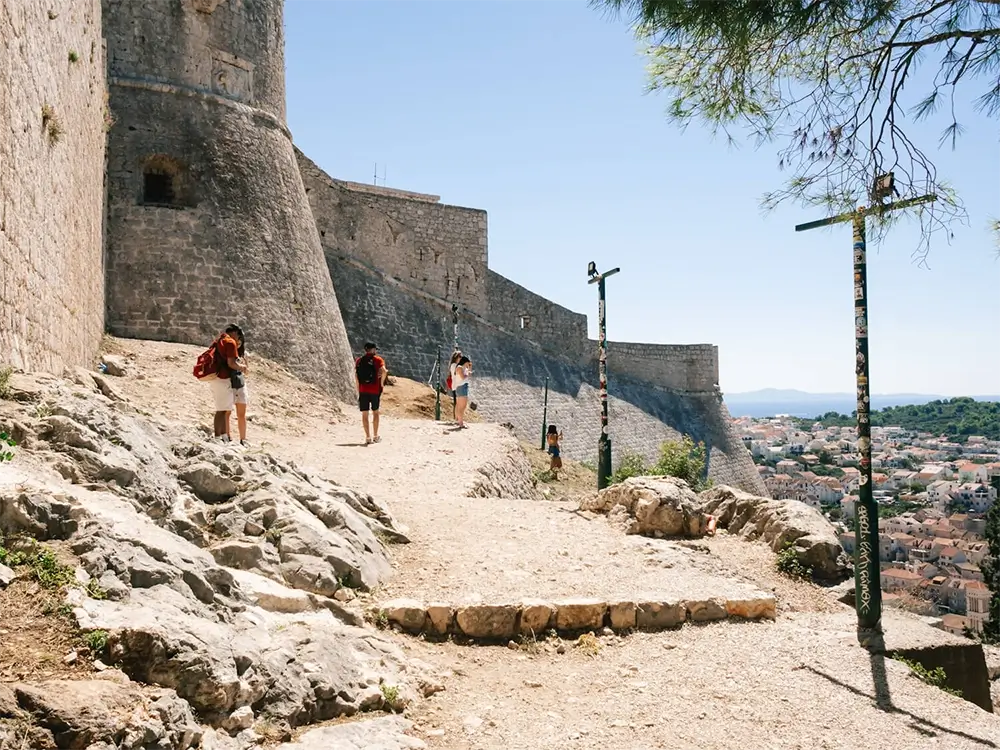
<box><xmin>140</xmin><ymin>154</ymin><xmax>193</xmax><ymax>209</ymax></box>
<box><xmin>520</xmin><ymin>315</ymin><xmax>532</xmax><ymax>330</ymax></box>
<box><xmin>143</xmin><ymin>172</ymin><xmax>174</xmax><ymax>205</ymax></box>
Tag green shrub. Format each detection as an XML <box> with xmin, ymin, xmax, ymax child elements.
<box><xmin>652</xmin><ymin>435</ymin><xmax>711</xmax><ymax>490</ymax></box>
<box><xmin>775</xmin><ymin>541</ymin><xmax>812</xmax><ymax>580</ymax></box>
<box><xmin>608</xmin><ymin>450</ymin><xmax>648</xmax><ymax>485</ymax></box>
<box><xmin>608</xmin><ymin>435</ymin><xmax>712</xmax><ymax>490</ymax></box>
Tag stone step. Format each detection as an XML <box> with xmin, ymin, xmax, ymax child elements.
<box><xmin>369</xmin><ymin>594</ymin><xmax>776</xmax><ymax>641</ymax></box>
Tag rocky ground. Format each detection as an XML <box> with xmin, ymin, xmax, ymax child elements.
<box><xmin>1</xmin><ymin>337</ymin><xmax>999</xmax><ymax>749</ymax></box>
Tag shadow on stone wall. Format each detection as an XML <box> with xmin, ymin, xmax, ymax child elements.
<box><xmin>328</xmin><ymin>254</ymin><xmax>765</xmax><ymax>494</ymax></box>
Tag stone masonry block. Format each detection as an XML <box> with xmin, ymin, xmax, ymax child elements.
<box><xmin>609</xmin><ymin>601</ymin><xmax>637</xmax><ymax>630</ymax></box>
<box><xmin>636</xmin><ymin>601</ymin><xmax>686</xmax><ymax>631</ymax></box>
<box><xmin>554</xmin><ymin>599</ymin><xmax>607</xmax><ymax>632</ymax></box>
<box><xmin>519</xmin><ymin>599</ymin><xmax>555</xmax><ymax>636</ymax></box>
<box><xmin>685</xmin><ymin>598</ymin><xmax>729</xmax><ymax>623</ymax></box>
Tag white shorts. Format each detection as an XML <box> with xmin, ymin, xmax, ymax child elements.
<box><xmin>209</xmin><ymin>377</ymin><xmax>235</xmax><ymax>412</ymax></box>
<box><xmin>233</xmin><ymin>385</ymin><xmax>249</xmax><ymax>405</ymax></box>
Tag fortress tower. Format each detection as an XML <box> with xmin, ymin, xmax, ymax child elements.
<box><xmin>101</xmin><ymin>0</ymin><xmax>355</xmax><ymax>400</ymax></box>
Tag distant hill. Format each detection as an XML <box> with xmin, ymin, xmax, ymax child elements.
<box><xmin>725</xmin><ymin>389</ymin><xmax>1000</xmax><ymax>419</ymax></box>
<box><xmin>793</xmin><ymin>397</ymin><xmax>1000</xmax><ymax>441</ymax></box>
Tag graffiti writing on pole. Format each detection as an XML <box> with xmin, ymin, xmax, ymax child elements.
<box><xmin>856</xmin><ymin>504</ymin><xmax>873</xmax><ymax>614</ymax></box>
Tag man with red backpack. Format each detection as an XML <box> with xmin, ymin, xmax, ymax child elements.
<box><xmin>355</xmin><ymin>342</ymin><xmax>387</xmax><ymax>445</ymax></box>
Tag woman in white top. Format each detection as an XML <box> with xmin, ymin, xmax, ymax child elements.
<box><xmin>449</xmin><ymin>351</ymin><xmax>472</xmax><ymax>428</ymax></box>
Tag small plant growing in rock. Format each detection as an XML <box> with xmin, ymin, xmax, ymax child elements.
<box><xmin>85</xmin><ymin>629</ymin><xmax>109</xmax><ymax>654</ymax></box>
<box><xmin>775</xmin><ymin>541</ymin><xmax>812</xmax><ymax>581</ymax></box>
<box><xmin>514</xmin><ymin>632</ymin><xmax>541</xmax><ymax>654</ymax></box>
<box><xmin>365</xmin><ymin>608</ymin><xmax>389</xmax><ymax>629</ymax></box>
<box><xmin>574</xmin><ymin>631</ymin><xmax>602</xmax><ymax>657</ymax></box>
<box><xmin>379</xmin><ymin>683</ymin><xmax>400</xmax><ymax>711</ymax></box>
<box><xmin>534</xmin><ymin>468</ymin><xmax>557</xmax><ymax>484</ymax></box>
<box><xmin>265</xmin><ymin>527</ymin><xmax>282</xmax><ymax>545</ymax></box>
<box><xmin>31</xmin><ymin>546</ymin><xmax>75</xmax><ymax>589</ymax></box>
<box><xmin>85</xmin><ymin>578</ymin><xmax>107</xmax><ymax>600</ymax></box>
<box><xmin>40</xmin><ymin>104</ymin><xmax>63</xmax><ymax>145</ymax></box>
<box><xmin>894</xmin><ymin>656</ymin><xmax>961</xmax><ymax>697</ymax></box>
<box><xmin>102</xmin><ymin>92</ymin><xmax>115</xmax><ymax>132</ymax></box>
<box><xmin>68</xmin><ymin>50</ymin><xmax>79</xmax><ymax>63</ymax></box>
<box><xmin>0</xmin><ymin>432</ymin><xmax>15</xmax><ymax>463</ymax></box>
<box><xmin>34</xmin><ymin>402</ymin><xmax>55</xmax><ymax>419</ymax></box>
<box><xmin>253</xmin><ymin>719</ymin><xmax>289</xmax><ymax>743</ymax></box>
<box><xmin>0</xmin><ymin>535</ymin><xmax>75</xmax><ymax>589</ymax></box>
<box><xmin>0</xmin><ymin>365</ymin><xmax>13</xmax><ymax>398</ymax></box>
<box><xmin>41</xmin><ymin>601</ymin><xmax>75</xmax><ymax>619</ymax></box>
<box><xmin>337</xmin><ymin>573</ymin><xmax>357</xmax><ymax>590</ymax></box>
<box><xmin>0</xmin><ymin>533</ymin><xmax>25</xmax><ymax>566</ymax></box>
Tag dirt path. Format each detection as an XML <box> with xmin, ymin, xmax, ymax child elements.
<box><xmin>261</xmin><ymin>417</ymin><xmax>766</xmax><ymax>607</ymax></box>
<box><xmin>97</xmin><ymin>338</ymin><xmax>1000</xmax><ymax>749</ymax></box>
<box><xmin>400</xmin><ymin>610</ymin><xmax>1000</xmax><ymax>750</ymax></box>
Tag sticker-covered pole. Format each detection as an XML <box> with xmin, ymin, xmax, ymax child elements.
<box><xmin>541</xmin><ymin>376</ymin><xmax>549</xmax><ymax>450</ymax></box>
<box><xmin>852</xmin><ymin>209</ymin><xmax>882</xmax><ymax>640</ymax></box>
<box><xmin>597</xmin><ymin>276</ymin><xmax>612</xmax><ymax>489</ymax></box>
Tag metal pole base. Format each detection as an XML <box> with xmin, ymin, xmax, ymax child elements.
<box><xmin>597</xmin><ymin>437</ymin><xmax>612</xmax><ymax>490</ymax></box>
<box><xmin>858</xmin><ymin>623</ymin><xmax>885</xmax><ymax>650</ymax></box>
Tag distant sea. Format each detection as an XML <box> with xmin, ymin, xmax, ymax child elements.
<box><xmin>723</xmin><ymin>391</ymin><xmax>1000</xmax><ymax>420</ymax></box>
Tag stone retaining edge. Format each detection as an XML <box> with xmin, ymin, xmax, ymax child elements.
<box><xmin>369</xmin><ymin>594</ymin><xmax>776</xmax><ymax>641</ymax></box>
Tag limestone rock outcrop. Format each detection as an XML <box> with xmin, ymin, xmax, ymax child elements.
<box><xmin>0</xmin><ymin>678</ymin><xmax>201</xmax><ymax>750</ymax></box>
<box><xmin>0</xmin><ymin>375</ymin><xmax>427</xmax><ymax>736</ymax></box>
<box><xmin>581</xmin><ymin>476</ymin><xmax>709</xmax><ymax>538</ymax></box>
<box><xmin>696</xmin><ymin>485</ymin><xmax>848</xmax><ymax>580</ymax></box>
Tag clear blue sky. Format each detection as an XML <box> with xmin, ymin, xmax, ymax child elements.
<box><xmin>285</xmin><ymin>0</ymin><xmax>998</xmax><ymax>396</ymax></box>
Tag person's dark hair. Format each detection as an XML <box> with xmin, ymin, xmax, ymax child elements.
<box><xmin>364</xmin><ymin>342</ymin><xmax>376</xmax><ymax>351</ymax></box>
<box><xmin>548</xmin><ymin>425</ymin><xmax>558</xmax><ymax>435</ymax></box>
<box><xmin>458</xmin><ymin>355</ymin><xmax>470</xmax><ymax>366</ymax></box>
<box><xmin>225</xmin><ymin>324</ymin><xmax>244</xmax><ymax>347</ymax></box>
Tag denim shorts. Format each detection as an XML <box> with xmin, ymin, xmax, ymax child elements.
<box><xmin>454</xmin><ymin>383</ymin><xmax>469</xmax><ymax>398</ymax></box>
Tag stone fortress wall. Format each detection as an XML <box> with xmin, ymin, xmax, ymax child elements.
<box><xmin>299</xmin><ymin>152</ymin><xmax>765</xmax><ymax>493</ymax></box>
<box><xmin>100</xmin><ymin>0</ymin><xmax>356</xmax><ymax>401</ymax></box>
<box><xmin>606</xmin><ymin>342</ymin><xmax>720</xmax><ymax>394</ymax></box>
<box><xmin>485</xmin><ymin>270</ymin><xmax>590</xmax><ymax>364</ymax></box>
<box><xmin>0</xmin><ymin>0</ymin><xmax>107</xmax><ymax>375</ymax></box>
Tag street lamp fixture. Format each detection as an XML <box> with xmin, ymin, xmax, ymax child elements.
<box><xmin>871</xmin><ymin>172</ymin><xmax>899</xmax><ymax>204</ymax></box>
<box><xmin>587</xmin><ymin>262</ymin><xmax>621</xmax><ymax>489</ymax></box>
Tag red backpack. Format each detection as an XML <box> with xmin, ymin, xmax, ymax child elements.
<box><xmin>193</xmin><ymin>344</ymin><xmax>220</xmax><ymax>380</ymax></box>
